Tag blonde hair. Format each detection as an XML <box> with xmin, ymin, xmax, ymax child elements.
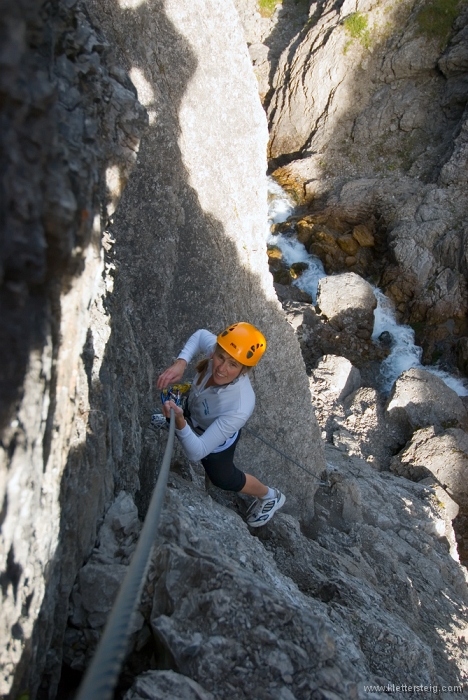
<box><xmin>195</xmin><ymin>344</ymin><xmax>251</xmax><ymax>385</ymax></box>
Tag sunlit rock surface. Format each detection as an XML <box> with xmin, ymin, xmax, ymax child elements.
<box><xmin>317</xmin><ymin>273</ymin><xmax>376</xmax><ymax>339</ymax></box>
<box><xmin>386</xmin><ymin>368</ymin><xmax>468</xmax><ymax>438</ymax></box>
<box><xmin>391</xmin><ymin>426</ymin><xmax>468</xmax><ymax>510</ymax></box>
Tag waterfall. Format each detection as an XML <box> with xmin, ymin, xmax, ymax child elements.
<box><xmin>267</xmin><ymin>178</ymin><xmax>468</xmax><ymax>396</ymax></box>
<box><xmin>267</xmin><ymin>180</ymin><xmax>326</xmax><ymax>304</ymax></box>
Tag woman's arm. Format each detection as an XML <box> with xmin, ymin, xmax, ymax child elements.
<box><xmin>157</xmin><ymin>329</ymin><xmax>216</xmax><ymax>389</ymax></box>
<box><xmin>161</xmin><ymin>399</ymin><xmax>245</xmax><ymax>460</ymax></box>
<box><xmin>156</xmin><ymin>358</ymin><xmax>187</xmax><ymax>389</ymax></box>
<box><xmin>174</xmin><ymin>411</ymin><xmax>250</xmax><ymax>462</ymax></box>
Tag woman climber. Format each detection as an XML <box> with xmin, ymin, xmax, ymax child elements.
<box><xmin>154</xmin><ymin>322</ymin><xmax>286</xmax><ymax>528</ymax></box>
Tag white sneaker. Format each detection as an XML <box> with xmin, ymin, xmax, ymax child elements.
<box><xmin>150</xmin><ymin>412</ymin><xmax>169</xmax><ymax>430</ymax></box>
<box><xmin>246</xmin><ymin>489</ymin><xmax>286</xmax><ymax>528</ymax></box>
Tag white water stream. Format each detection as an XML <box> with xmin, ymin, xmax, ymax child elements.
<box><xmin>267</xmin><ymin>179</ymin><xmax>468</xmax><ymax>396</ymax></box>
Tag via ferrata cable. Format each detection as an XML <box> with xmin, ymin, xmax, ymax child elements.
<box><xmin>243</xmin><ymin>426</ymin><xmax>328</xmax><ymax>486</ymax></box>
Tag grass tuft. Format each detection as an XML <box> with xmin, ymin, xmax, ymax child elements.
<box><xmin>258</xmin><ymin>0</ymin><xmax>282</xmax><ymax>17</ymax></box>
<box><xmin>343</xmin><ymin>12</ymin><xmax>372</xmax><ymax>50</ymax></box>
<box><xmin>416</xmin><ymin>0</ymin><xmax>460</xmax><ymax>43</ymax></box>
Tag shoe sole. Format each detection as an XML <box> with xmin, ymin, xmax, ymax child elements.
<box><xmin>247</xmin><ymin>492</ymin><xmax>286</xmax><ymax>528</ymax></box>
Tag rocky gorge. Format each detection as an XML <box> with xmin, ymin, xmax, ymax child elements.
<box><xmin>1</xmin><ymin>1</ymin><xmax>468</xmax><ymax>699</ymax></box>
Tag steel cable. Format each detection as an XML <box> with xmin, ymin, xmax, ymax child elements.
<box><xmin>243</xmin><ymin>426</ymin><xmax>328</xmax><ymax>486</ymax></box>
<box><xmin>75</xmin><ymin>409</ymin><xmax>176</xmax><ymax>700</ymax></box>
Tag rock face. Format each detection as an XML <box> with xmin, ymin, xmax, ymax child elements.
<box><xmin>290</xmin><ymin>272</ymin><xmax>388</xmax><ymax>374</ymax></box>
<box><xmin>3</xmin><ymin>1</ymin><xmax>468</xmax><ymax>699</ymax></box>
<box><xmin>1</xmin><ymin>1</ymin><xmax>324</xmax><ymax>698</ymax></box>
<box><xmin>311</xmin><ymin>355</ymin><xmax>361</xmax><ymax>404</ymax></box>
<box><xmin>239</xmin><ymin>0</ymin><xmax>468</xmax><ymax>369</ymax></box>
<box><xmin>84</xmin><ymin>0</ymin><xmax>324</xmax><ymax>516</ymax></box>
<box><xmin>66</xmin><ymin>455</ymin><xmax>468</xmax><ymax>699</ymax></box>
<box><xmin>124</xmin><ymin>670</ymin><xmax>215</xmax><ymax>700</ymax></box>
<box><xmin>0</xmin><ymin>2</ymin><xmax>147</xmax><ymax>697</ymax></box>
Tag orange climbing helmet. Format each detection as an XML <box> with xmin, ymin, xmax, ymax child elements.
<box><xmin>217</xmin><ymin>322</ymin><xmax>267</xmax><ymax>367</ymax></box>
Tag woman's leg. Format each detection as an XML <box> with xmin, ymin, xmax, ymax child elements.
<box><xmin>201</xmin><ymin>433</ymin><xmax>285</xmax><ymax>527</ymax></box>
<box><xmin>240</xmin><ymin>474</ymin><xmax>268</xmax><ymax>498</ymax></box>
<box><xmin>201</xmin><ymin>434</ymin><xmax>247</xmax><ymax>492</ymax></box>
<box><xmin>200</xmin><ymin>432</ymin><xmax>270</xmax><ymax>498</ymax></box>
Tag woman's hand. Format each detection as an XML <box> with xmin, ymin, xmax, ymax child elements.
<box><xmin>161</xmin><ymin>400</ymin><xmax>186</xmax><ymax>430</ymax></box>
<box><xmin>157</xmin><ymin>358</ymin><xmax>187</xmax><ymax>389</ymax></box>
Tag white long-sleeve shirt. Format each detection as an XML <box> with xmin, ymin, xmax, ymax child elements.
<box><xmin>175</xmin><ymin>329</ymin><xmax>255</xmax><ymax>461</ymax></box>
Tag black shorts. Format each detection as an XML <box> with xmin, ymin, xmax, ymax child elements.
<box><xmin>201</xmin><ymin>431</ymin><xmax>246</xmax><ymax>492</ymax></box>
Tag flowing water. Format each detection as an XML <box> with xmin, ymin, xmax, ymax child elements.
<box><xmin>267</xmin><ymin>179</ymin><xmax>468</xmax><ymax>396</ymax></box>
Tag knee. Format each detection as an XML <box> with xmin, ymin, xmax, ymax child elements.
<box><xmin>206</xmin><ymin>470</ymin><xmax>236</xmax><ymax>491</ymax></box>
<box><xmin>202</xmin><ymin>462</ymin><xmax>246</xmax><ymax>492</ymax></box>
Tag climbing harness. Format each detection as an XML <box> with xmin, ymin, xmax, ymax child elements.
<box><xmin>243</xmin><ymin>426</ymin><xmax>329</xmax><ymax>486</ymax></box>
<box><xmin>75</xmin><ymin>409</ymin><xmax>176</xmax><ymax>700</ymax></box>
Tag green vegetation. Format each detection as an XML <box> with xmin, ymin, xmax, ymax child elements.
<box><xmin>343</xmin><ymin>12</ymin><xmax>372</xmax><ymax>51</ymax></box>
<box><xmin>258</xmin><ymin>0</ymin><xmax>282</xmax><ymax>17</ymax></box>
<box><xmin>416</xmin><ymin>0</ymin><xmax>460</xmax><ymax>43</ymax></box>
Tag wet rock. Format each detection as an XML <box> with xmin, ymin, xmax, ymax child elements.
<box><xmin>290</xmin><ymin>261</ymin><xmax>308</xmax><ymax>279</ymax></box>
<box><xmin>378</xmin><ymin>331</ymin><xmax>393</xmax><ymax>347</ymax></box>
<box><xmin>273</xmin><ymin>269</ymin><xmax>292</xmax><ymax>285</ymax></box>
<box><xmin>267</xmin><ymin>244</ymin><xmax>283</xmax><ymax>270</ymax></box>
<box><xmin>456</xmin><ymin>337</ymin><xmax>468</xmax><ymax>374</ymax></box>
<box><xmin>352</xmin><ymin>225</ymin><xmax>374</xmax><ymax>248</ymax></box>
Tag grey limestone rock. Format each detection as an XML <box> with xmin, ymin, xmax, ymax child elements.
<box><xmin>0</xmin><ymin>1</ymin><xmax>147</xmax><ymax>696</ymax></box>
<box><xmin>311</xmin><ymin>355</ymin><xmax>361</xmax><ymax>403</ymax></box>
<box><xmin>274</xmin><ymin>282</ymin><xmax>313</xmax><ymax>304</ymax></box>
<box><xmin>386</xmin><ymin>368</ymin><xmax>468</xmax><ymax>438</ymax></box>
<box><xmin>123</xmin><ymin>670</ymin><xmax>215</xmax><ymax>700</ymax></box>
<box><xmin>86</xmin><ymin>0</ymin><xmax>326</xmax><ymax>524</ymax></box>
<box><xmin>115</xmin><ymin>456</ymin><xmax>468</xmax><ymax>698</ymax></box>
<box><xmin>1</xmin><ymin>0</ymin><xmax>325</xmax><ymax>697</ymax></box>
<box><xmin>261</xmin><ymin>0</ymin><xmax>468</xmax><ymax>365</ymax></box>
<box><xmin>391</xmin><ymin>426</ymin><xmax>468</xmax><ymax>510</ymax></box>
<box><xmin>316</xmin><ymin>273</ymin><xmax>376</xmax><ymax>339</ymax></box>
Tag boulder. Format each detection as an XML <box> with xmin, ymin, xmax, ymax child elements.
<box><xmin>391</xmin><ymin>426</ymin><xmax>468</xmax><ymax>510</ymax></box>
<box><xmin>310</xmin><ymin>355</ymin><xmax>361</xmax><ymax>403</ymax></box>
<box><xmin>316</xmin><ymin>273</ymin><xmax>376</xmax><ymax>339</ymax></box>
<box><xmin>386</xmin><ymin>368</ymin><xmax>468</xmax><ymax>438</ymax></box>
